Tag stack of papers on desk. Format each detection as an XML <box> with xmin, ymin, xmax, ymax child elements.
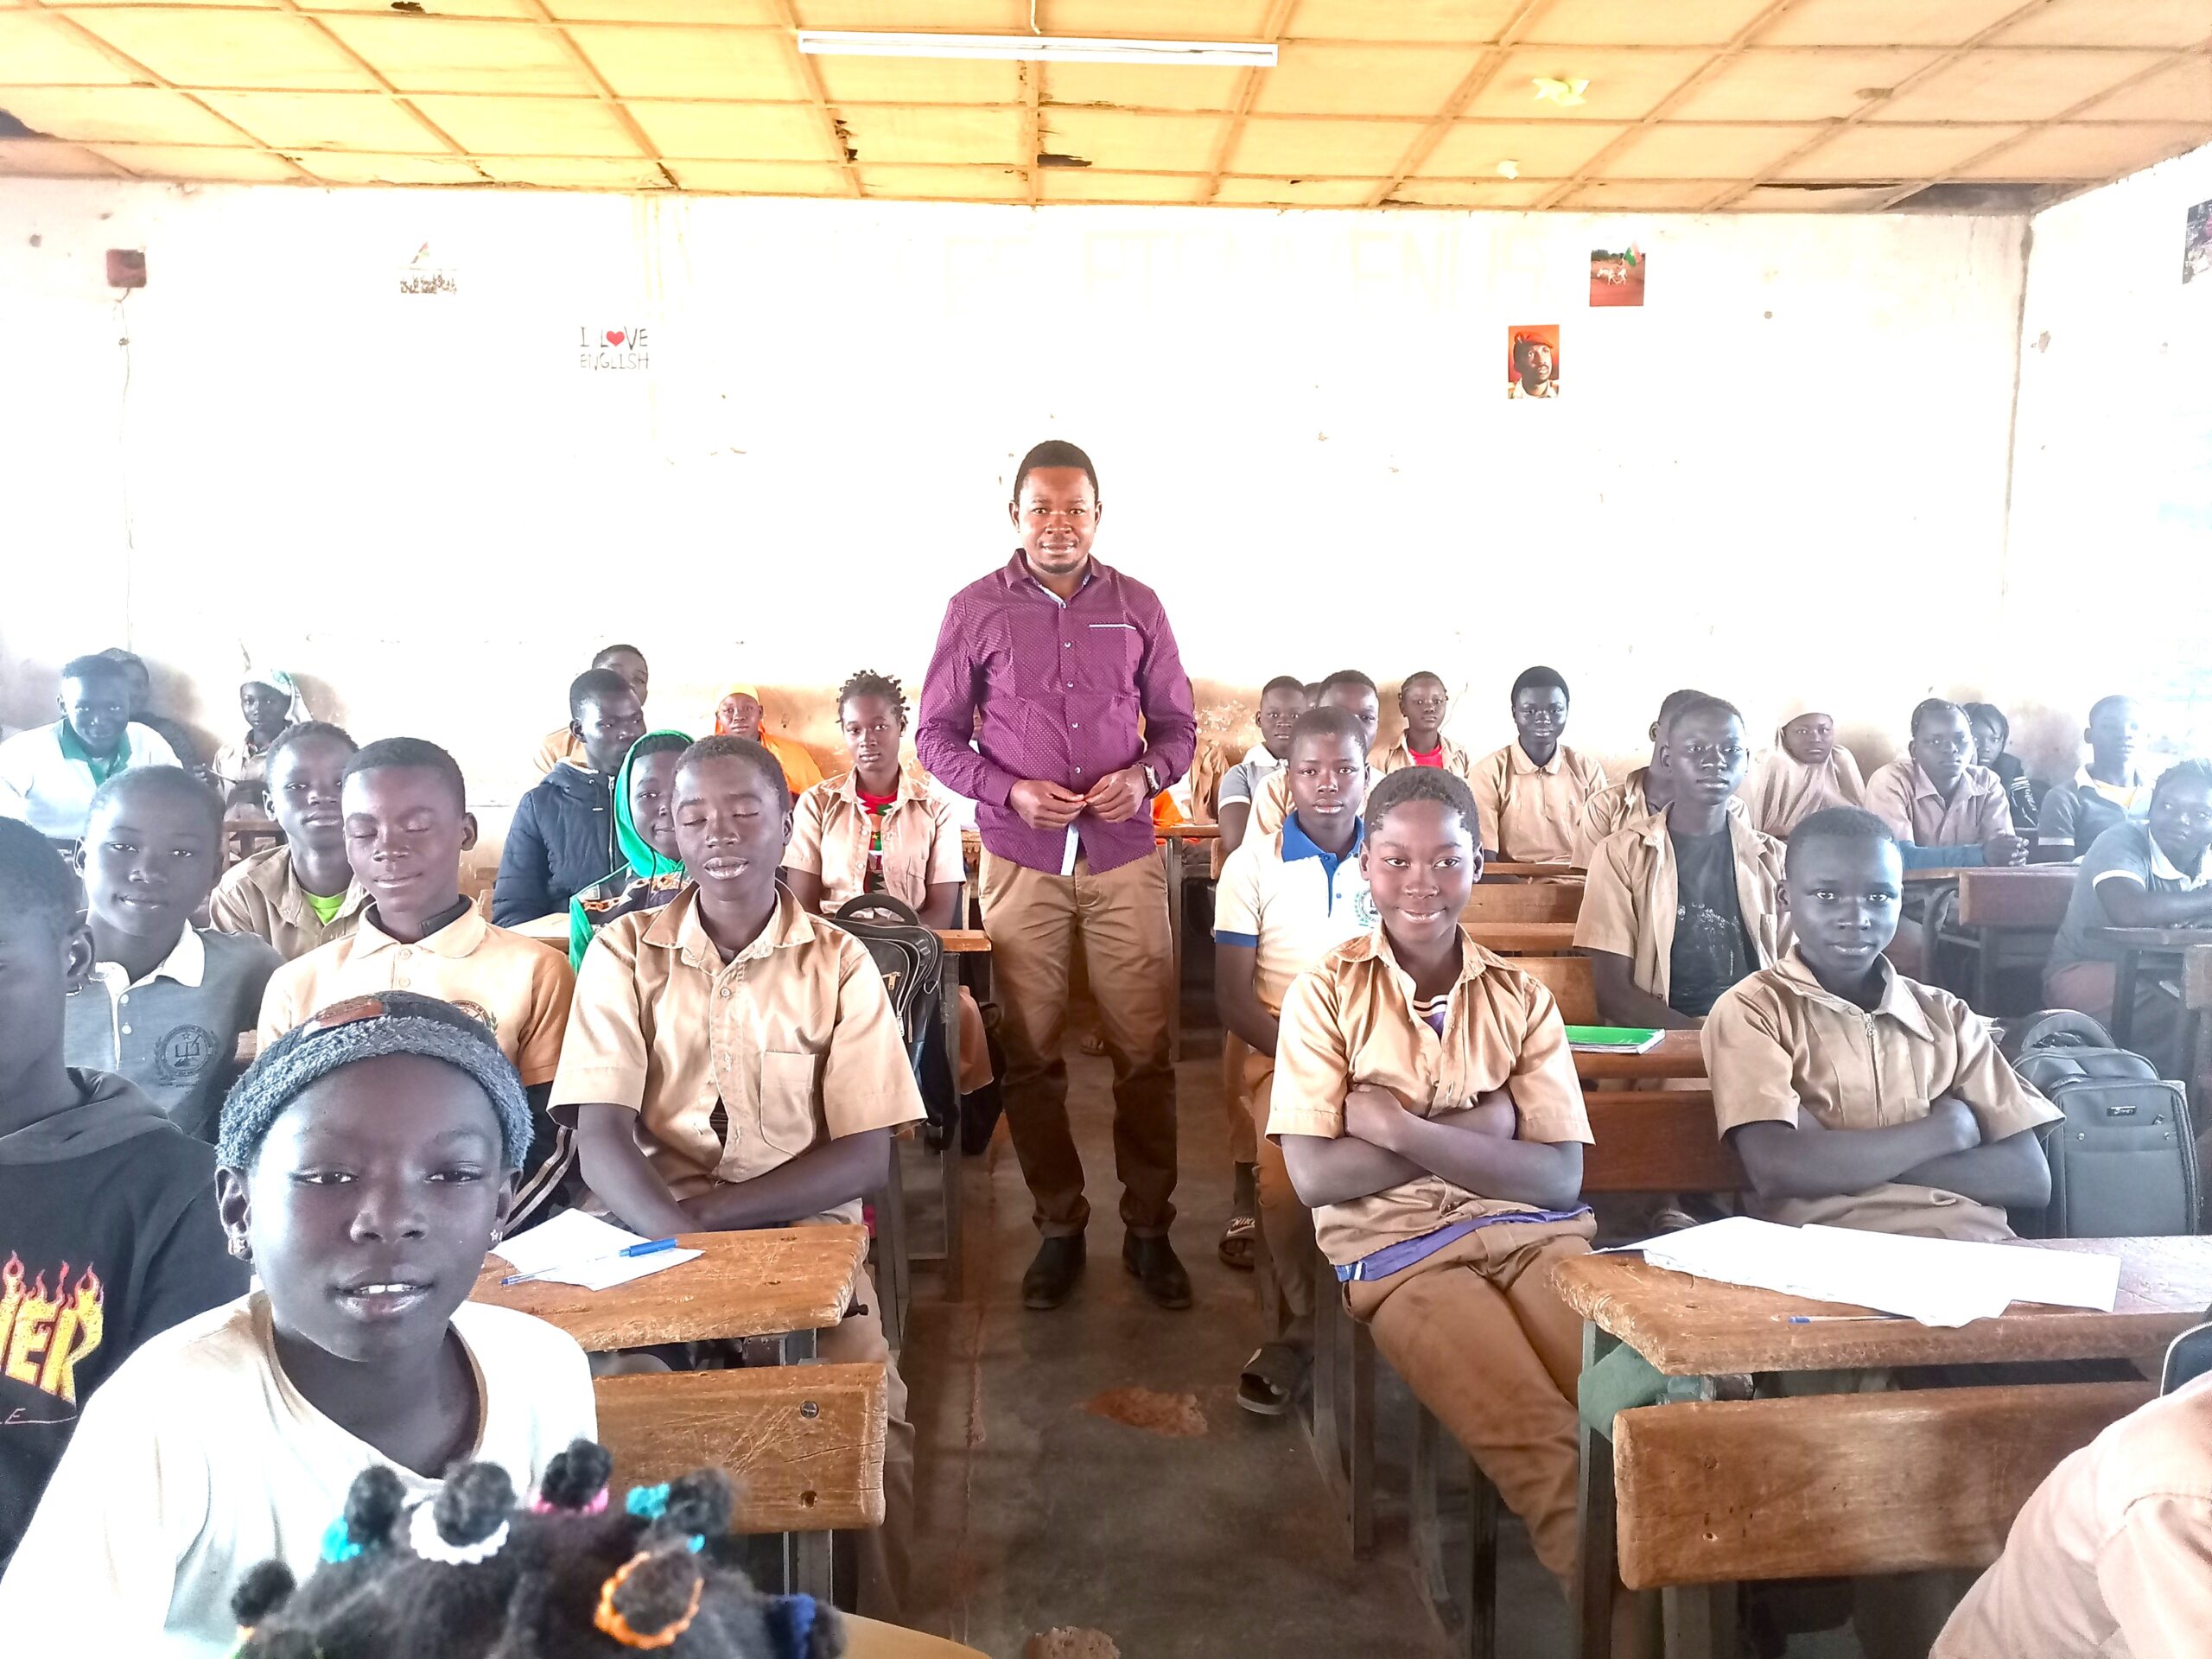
<box><xmin>1615</xmin><ymin>1216</ymin><xmax>2120</xmax><ymax>1328</ymax></box>
<box><xmin>488</xmin><ymin>1210</ymin><xmax>701</xmax><ymax>1293</ymax></box>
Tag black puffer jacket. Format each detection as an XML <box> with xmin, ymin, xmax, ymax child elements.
<box><xmin>492</xmin><ymin>762</ymin><xmax>617</xmax><ymax>925</ymax></box>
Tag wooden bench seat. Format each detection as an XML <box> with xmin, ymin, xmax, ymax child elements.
<box><xmin>1462</xmin><ymin>883</ymin><xmax>1583</xmax><ymax>925</ymax></box>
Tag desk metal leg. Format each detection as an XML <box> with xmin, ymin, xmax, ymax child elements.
<box><xmin>874</xmin><ymin>1156</ymin><xmax>907</xmax><ymax>1355</ymax></box>
<box><xmin>1164</xmin><ymin>843</ymin><xmax>1185</xmax><ymax>1063</ymax></box>
<box><xmin>1661</xmin><ymin>1585</ymin><xmax>1734</xmax><ymax>1659</ymax></box>
<box><xmin>2114</xmin><ymin>949</ymin><xmax>2141</xmax><ymax>1050</ymax></box>
<box><xmin>1574</xmin><ymin>1324</ymin><xmax>1620</xmax><ymax>1659</ymax></box>
<box><xmin>761</xmin><ymin>1327</ymin><xmax>835</xmax><ymax>1603</ymax></box>
<box><xmin>938</xmin><ymin>982</ymin><xmax>965</xmax><ymax>1300</ymax></box>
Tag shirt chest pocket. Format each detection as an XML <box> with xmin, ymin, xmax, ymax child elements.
<box><xmin>757</xmin><ymin>1049</ymin><xmax>823</xmax><ymax>1159</ymax></box>
<box><xmin>1078</xmin><ymin>621</ymin><xmax>1145</xmax><ymax>691</ymax></box>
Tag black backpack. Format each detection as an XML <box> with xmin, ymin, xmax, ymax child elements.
<box><xmin>2003</xmin><ymin>1009</ymin><xmax>2199</xmax><ymax>1238</ymax></box>
<box><xmin>827</xmin><ymin>894</ymin><xmax>949</xmax><ymax>1130</ymax></box>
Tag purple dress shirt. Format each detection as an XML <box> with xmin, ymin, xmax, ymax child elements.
<box><xmin>918</xmin><ymin>551</ymin><xmax>1197</xmax><ymax>876</ymax></box>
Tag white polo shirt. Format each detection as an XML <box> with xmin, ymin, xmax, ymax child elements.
<box><xmin>0</xmin><ymin>721</ymin><xmax>181</xmax><ymax>839</ymax></box>
<box><xmin>1214</xmin><ymin>813</ymin><xmax>1377</xmax><ymax>1014</ymax></box>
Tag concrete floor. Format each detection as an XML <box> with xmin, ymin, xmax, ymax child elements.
<box><xmin>894</xmin><ymin>1039</ymin><xmax>1864</xmax><ymax>1659</ymax></box>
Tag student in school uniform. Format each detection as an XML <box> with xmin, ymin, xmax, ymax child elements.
<box><xmin>211</xmin><ymin>668</ymin><xmax>308</xmax><ymax>798</ymax></box>
<box><xmin>2044</xmin><ymin>760</ymin><xmax>2212</xmax><ymax>1062</ymax></box>
<box><xmin>1216</xmin><ymin>705</ymin><xmax>1376</xmax><ymax>1414</ymax></box>
<box><xmin>99</xmin><ymin>648</ymin><xmax>206</xmax><ymax>775</ymax></box>
<box><xmin>1863</xmin><ymin>699</ymin><xmax>2027</xmax><ymax>869</ymax></box>
<box><xmin>1743</xmin><ymin>707</ymin><xmax>1867</xmax><ymax>841</ymax></box>
<box><xmin>1935</xmin><ymin>1370</ymin><xmax>2212</xmax><ymax>1659</ymax></box>
<box><xmin>1371</xmin><ymin>671</ymin><xmax>1475</xmax><ymax>781</ymax></box>
<box><xmin>1964</xmin><ymin>702</ymin><xmax>2038</xmax><ymax>835</ymax></box>
<box><xmin>714</xmin><ymin>682</ymin><xmax>825</xmax><ymax>797</ymax></box>
<box><xmin>0</xmin><ymin>817</ymin><xmax>246</xmax><ymax>1572</ymax></box>
<box><xmin>1272</xmin><ymin>766</ymin><xmax>1598</xmax><ymax>1609</ymax></box>
<box><xmin>2035</xmin><ymin>695</ymin><xmax>2154</xmax><ymax>859</ymax></box>
<box><xmin>493</xmin><ymin>668</ymin><xmax>646</xmax><ymax>926</ymax></box>
<box><xmin>208</xmin><ymin>722</ymin><xmax>369</xmax><ymax>962</ymax></box>
<box><xmin>1575</xmin><ymin>687</ymin><xmax>1749</xmax><ymax>861</ymax></box>
<box><xmin>1469</xmin><ymin>665</ymin><xmax>1608</xmax><ymax>865</ymax></box>
<box><xmin>555</xmin><ymin>735</ymin><xmax>924</xmax><ymax>1620</ymax></box>
<box><xmin>1706</xmin><ymin>807</ymin><xmax>2059</xmax><ymax>1243</ymax></box>
<box><xmin>0</xmin><ymin>993</ymin><xmax>595</xmax><ymax>1650</ymax></box>
<box><xmin>257</xmin><ymin>738</ymin><xmax>575</xmax><ymax>1227</ymax></box>
<box><xmin>1216</xmin><ymin>676</ymin><xmax>1311</xmax><ymax>857</ymax></box>
<box><xmin>65</xmin><ymin>768</ymin><xmax>282</xmax><ymax>1144</ymax></box>
<box><xmin>566</xmin><ymin>728</ymin><xmax>690</xmax><ymax>969</ymax></box>
<box><xmin>531</xmin><ymin>644</ymin><xmax>649</xmax><ymax>777</ymax></box>
<box><xmin>0</xmin><ymin>654</ymin><xmax>181</xmax><ymax>842</ymax></box>
<box><xmin>1575</xmin><ymin>696</ymin><xmax>1785</xmax><ymax>1031</ymax></box>
<box><xmin>1249</xmin><ymin>671</ymin><xmax>1381</xmax><ymax>839</ymax></box>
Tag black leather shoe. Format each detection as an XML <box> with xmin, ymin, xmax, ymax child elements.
<box><xmin>1122</xmin><ymin>1234</ymin><xmax>1193</xmax><ymax>1310</ymax></box>
<box><xmin>1021</xmin><ymin>1235</ymin><xmax>1086</xmax><ymax>1310</ymax></box>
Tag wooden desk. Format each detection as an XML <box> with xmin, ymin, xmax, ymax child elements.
<box><xmin>470</xmin><ymin>1224</ymin><xmax>865</xmax><ymax>1357</ymax></box>
<box><xmin>1572</xmin><ymin>1030</ymin><xmax>1704</xmax><ymax>1083</ymax></box>
<box><xmin>1463</xmin><ymin>920</ymin><xmax>1577</xmax><ymax>954</ymax></box>
<box><xmin>223</xmin><ymin>817</ymin><xmax>283</xmax><ymax>865</ymax></box>
<box><xmin>2088</xmin><ymin>925</ymin><xmax>2212</xmax><ymax>1050</ymax></box>
<box><xmin>933</xmin><ymin>928</ymin><xmax>989</xmax><ymax>953</ymax></box>
<box><xmin>508</xmin><ymin>910</ymin><xmax>571</xmax><ymax>944</ymax></box>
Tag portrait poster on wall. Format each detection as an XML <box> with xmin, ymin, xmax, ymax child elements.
<box><xmin>1506</xmin><ymin>324</ymin><xmax>1560</xmax><ymax>398</ymax></box>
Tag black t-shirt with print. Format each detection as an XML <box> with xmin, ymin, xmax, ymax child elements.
<box><xmin>1669</xmin><ymin>828</ymin><xmax>1754</xmax><ymax>1019</ymax></box>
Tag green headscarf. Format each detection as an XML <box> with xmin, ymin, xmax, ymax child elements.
<box><xmin>568</xmin><ymin>728</ymin><xmax>690</xmax><ymax>968</ymax></box>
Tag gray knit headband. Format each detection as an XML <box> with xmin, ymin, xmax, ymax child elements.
<box><xmin>217</xmin><ymin>992</ymin><xmax>534</xmax><ymax>1171</ymax></box>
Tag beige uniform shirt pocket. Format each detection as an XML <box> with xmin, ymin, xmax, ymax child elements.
<box><xmin>757</xmin><ymin>1047</ymin><xmax>824</xmax><ymax>1160</ymax></box>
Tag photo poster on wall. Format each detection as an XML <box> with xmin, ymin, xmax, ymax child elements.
<box><xmin>2184</xmin><ymin>200</ymin><xmax>2211</xmax><ymax>285</ymax></box>
<box><xmin>1507</xmin><ymin>323</ymin><xmax>1560</xmax><ymax>398</ymax></box>
<box><xmin>1590</xmin><ymin>245</ymin><xmax>1645</xmax><ymax>307</ymax></box>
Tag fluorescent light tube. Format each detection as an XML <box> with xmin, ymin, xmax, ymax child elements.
<box><xmin>795</xmin><ymin>31</ymin><xmax>1276</xmax><ymax>67</ymax></box>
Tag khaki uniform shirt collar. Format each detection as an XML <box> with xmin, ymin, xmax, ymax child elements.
<box><xmin>1344</xmin><ymin>922</ymin><xmax>1497</xmax><ymax>1009</ymax></box>
<box><xmin>653</xmin><ymin>883</ymin><xmax>816</xmax><ymax>975</ymax></box>
<box><xmin>93</xmin><ymin>922</ymin><xmax>206</xmax><ymax>993</ymax></box>
<box><xmin>832</xmin><ymin>760</ymin><xmax>931</xmax><ymax>810</ymax></box>
<box><xmin>1772</xmin><ymin>943</ymin><xmax>1936</xmax><ymax>1041</ymax></box>
<box><xmin>259</xmin><ymin>849</ymin><xmax>368</xmax><ymax>931</ymax></box>
<box><xmin>1511</xmin><ymin>742</ymin><xmax>1563</xmax><ymax>778</ymax></box>
<box><xmin>353</xmin><ymin>903</ymin><xmax>486</xmax><ymax>961</ymax></box>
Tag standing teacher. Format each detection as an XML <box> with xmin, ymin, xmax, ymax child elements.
<box><xmin>918</xmin><ymin>440</ymin><xmax>1198</xmax><ymax>1312</ymax></box>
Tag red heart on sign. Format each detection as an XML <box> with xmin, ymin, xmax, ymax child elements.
<box><xmin>605</xmin><ymin>329</ymin><xmax>626</xmax><ymax>346</ymax></box>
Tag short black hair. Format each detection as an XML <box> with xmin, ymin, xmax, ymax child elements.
<box><xmin>2088</xmin><ymin>694</ymin><xmax>2135</xmax><ymax>727</ymax></box>
<box><xmin>2152</xmin><ymin>759</ymin><xmax>2212</xmax><ymax>810</ymax></box>
<box><xmin>1511</xmin><ymin>665</ymin><xmax>1568</xmax><ymax>703</ymax></box>
<box><xmin>1961</xmin><ymin>701</ymin><xmax>2009</xmax><ymax>742</ymax></box>
<box><xmin>1910</xmin><ymin>697</ymin><xmax>1967</xmax><ymax>738</ymax></box>
<box><xmin>86</xmin><ymin>764</ymin><xmax>224</xmax><ymax>842</ymax></box>
<box><xmin>1366</xmin><ymin>765</ymin><xmax>1481</xmax><ymax>842</ymax></box>
<box><xmin>345</xmin><ymin>737</ymin><xmax>467</xmax><ymax>811</ymax></box>
<box><xmin>677</xmin><ymin>734</ymin><xmax>787</xmax><ymax>801</ymax></box>
<box><xmin>60</xmin><ymin>652</ymin><xmax>128</xmax><ymax>687</ymax></box>
<box><xmin>1656</xmin><ymin>688</ymin><xmax>1708</xmax><ymax>728</ymax></box>
<box><xmin>1261</xmin><ymin>675</ymin><xmax>1307</xmax><ymax>702</ymax></box>
<box><xmin>568</xmin><ymin>667</ymin><xmax>634</xmax><ymax>722</ymax></box>
<box><xmin>1011</xmin><ymin>439</ymin><xmax>1100</xmax><ymax>507</ymax></box>
<box><xmin>1320</xmin><ymin>669</ymin><xmax>1378</xmax><ymax>696</ymax></box>
<box><xmin>593</xmin><ymin>643</ymin><xmax>645</xmax><ymax>667</ymax></box>
<box><xmin>99</xmin><ymin>647</ymin><xmax>149</xmax><ymax>677</ymax></box>
<box><xmin>1401</xmin><ymin>671</ymin><xmax>1446</xmax><ymax>696</ymax></box>
<box><xmin>1667</xmin><ymin>694</ymin><xmax>1744</xmax><ymax>733</ymax></box>
<box><xmin>0</xmin><ymin>817</ymin><xmax>84</xmax><ymax>940</ymax></box>
<box><xmin>837</xmin><ymin>669</ymin><xmax>908</xmax><ymax>723</ymax></box>
<box><xmin>266</xmin><ymin>721</ymin><xmax>358</xmax><ymax>772</ymax></box>
<box><xmin>1288</xmin><ymin>705</ymin><xmax>1366</xmax><ymax>753</ymax></box>
<box><xmin>626</xmin><ymin>730</ymin><xmax>691</xmax><ymax>766</ymax></box>
<box><xmin>1784</xmin><ymin>806</ymin><xmax>1900</xmax><ymax>876</ymax></box>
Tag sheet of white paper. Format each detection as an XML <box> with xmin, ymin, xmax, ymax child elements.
<box><xmin>487</xmin><ymin>1210</ymin><xmax>702</xmax><ymax>1292</ymax></box>
<box><xmin>1615</xmin><ymin>1215</ymin><xmax>2120</xmax><ymax>1328</ymax></box>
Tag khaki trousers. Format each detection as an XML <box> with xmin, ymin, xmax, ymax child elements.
<box><xmin>818</xmin><ymin>1265</ymin><xmax>912</xmax><ymax>1623</ymax></box>
<box><xmin>1222</xmin><ymin>1030</ymin><xmax>1257</xmax><ymax>1166</ymax></box>
<box><xmin>979</xmin><ymin>847</ymin><xmax>1178</xmax><ymax>1236</ymax></box>
<box><xmin>1243</xmin><ymin>1052</ymin><xmax>1313</xmax><ymax>1341</ymax></box>
<box><xmin>1348</xmin><ymin>1224</ymin><xmax>1593</xmax><ymax>1592</ymax></box>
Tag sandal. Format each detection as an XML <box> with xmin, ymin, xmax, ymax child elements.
<box><xmin>1217</xmin><ymin>1213</ymin><xmax>1257</xmax><ymax>1270</ymax></box>
<box><xmin>1237</xmin><ymin>1343</ymin><xmax>1305</xmax><ymax>1417</ymax></box>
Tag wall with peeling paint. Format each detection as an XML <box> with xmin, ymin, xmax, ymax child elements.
<box><xmin>3</xmin><ymin>181</ymin><xmax>2035</xmax><ymax>858</ymax></box>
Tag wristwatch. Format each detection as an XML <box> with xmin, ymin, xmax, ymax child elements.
<box><xmin>1141</xmin><ymin>761</ymin><xmax>1160</xmax><ymax>796</ymax></box>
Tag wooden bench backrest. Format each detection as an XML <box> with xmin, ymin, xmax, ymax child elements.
<box><xmin>1613</xmin><ymin>1379</ymin><xmax>2151</xmax><ymax>1588</ymax></box>
<box><xmin>1509</xmin><ymin>955</ymin><xmax>1598</xmax><ymax>1025</ymax></box>
<box><xmin>1461</xmin><ymin>883</ymin><xmax>1583</xmax><ymax>924</ymax></box>
<box><xmin>594</xmin><ymin>1363</ymin><xmax>887</xmax><ymax>1533</ymax></box>
<box><xmin>1957</xmin><ymin>867</ymin><xmax>2078</xmax><ymax>929</ymax></box>
<box><xmin>1583</xmin><ymin>1090</ymin><xmax>1739</xmax><ymax>1194</ymax></box>
<box><xmin>1482</xmin><ymin>861</ymin><xmax>1583</xmax><ymax>880</ymax></box>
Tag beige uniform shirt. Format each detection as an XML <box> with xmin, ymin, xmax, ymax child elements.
<box><xmin>1742</xmin><ymin>747</ymin><xmax>1866</xmax><ymax>839</ymax></box>
<box><xmin>531</xmin><ymin>724</ymin><xmax>584</xmax><ymax>778</ymax></box>
<box><xmin>1936</xmin><ymin>1373</ymin><xmax>2212</xmax><ymax>1659</ymax></box>
<box><xmin>1249</xmin><ymin>763</ymin><xmax>1379</xmax><ymax>840</ymax></box>
<box><xmin>258</xmin><ymin>906</ymin><xmax>574</xmax><ymax>1086</ymax></box>
<box><xmin>1573</xmin><ymin>809</ymin><xmax>1787</xmax><ymax>1007</ymax></box>
<box><xmin>1862</xmin><ymin>759</ymin><xmax>2014</xmax><ymax>848</ymax></box>
<box><xmin>207</xmin><ymin>844</ymin><xmax>370</xmax><ymax>962</ymax></box>
<box><xmin>1702</xmin><ymin>945</ymin><xmax>2062</xmax><ymax>1240</ymax></box>
<box><xmin>784</xmin><ymin>765</ymin><xmax>964</xmax><ymax>916</ymax></box>
<box><xmin>1469</xmin><ymin>742</ymin><xmax>1608</xmax><ymax>864</ymax></box>
<box><xmin>551</xmin><ymin>885</ymin><xmax>925</xmax><ymax>1217</ymax></box>
<box><xmin>1370</xmin><ymin>734</ymin><xmax>1477</xmax><ymax>780</ymax></box>
<box><xmin>1573</xmin><ymin>768</ymin><xmax>1748</xmax><ymax>864</ymax></box>
<box><xmin>1270</xmin><ymin>926</ymin><xmax>1592</xmax><ymax>1267</ymax></box>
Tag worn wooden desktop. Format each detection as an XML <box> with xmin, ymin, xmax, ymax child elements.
<box><xmin>1572</xmin><ymin>1030</ymin><xmax>1704</xmax><ymax>1083</ymax></box>
<box><xmin>1555</xmin><ymin>1236</ymin><xmax>2212</xmax><ymax>1657</ymax></box>
<box><xmin>2088</xmin><ymin>924</ymin><xmax>2212</xmax><ymax>1050</ymax></box>
<box><xmin>470</xmin><ymin>1224</ymin><xmax>865</xmax><ymax>1356</ymax></box>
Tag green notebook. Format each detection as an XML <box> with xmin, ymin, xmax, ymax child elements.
<box><xmin>1563</xmin><ymin>1025</ymin><xmax>1664</xmax><ymax>1054</ymax></box>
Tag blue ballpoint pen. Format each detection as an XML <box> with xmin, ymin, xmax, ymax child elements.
<box><xmin>499</xmin><ymin>1237</ymin><xmax>679</xmax><ymax>1286</ymax></box>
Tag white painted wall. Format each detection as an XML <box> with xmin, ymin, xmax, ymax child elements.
<box><xmin>2005</xmin><ymin>140</ymin><xmax>2212</xmax><ymax>772</ymax></box>
<box><xmin>2</xmin><ymin>181</ymin><xmax>2032</xmax><ymax>853</ymax></box>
